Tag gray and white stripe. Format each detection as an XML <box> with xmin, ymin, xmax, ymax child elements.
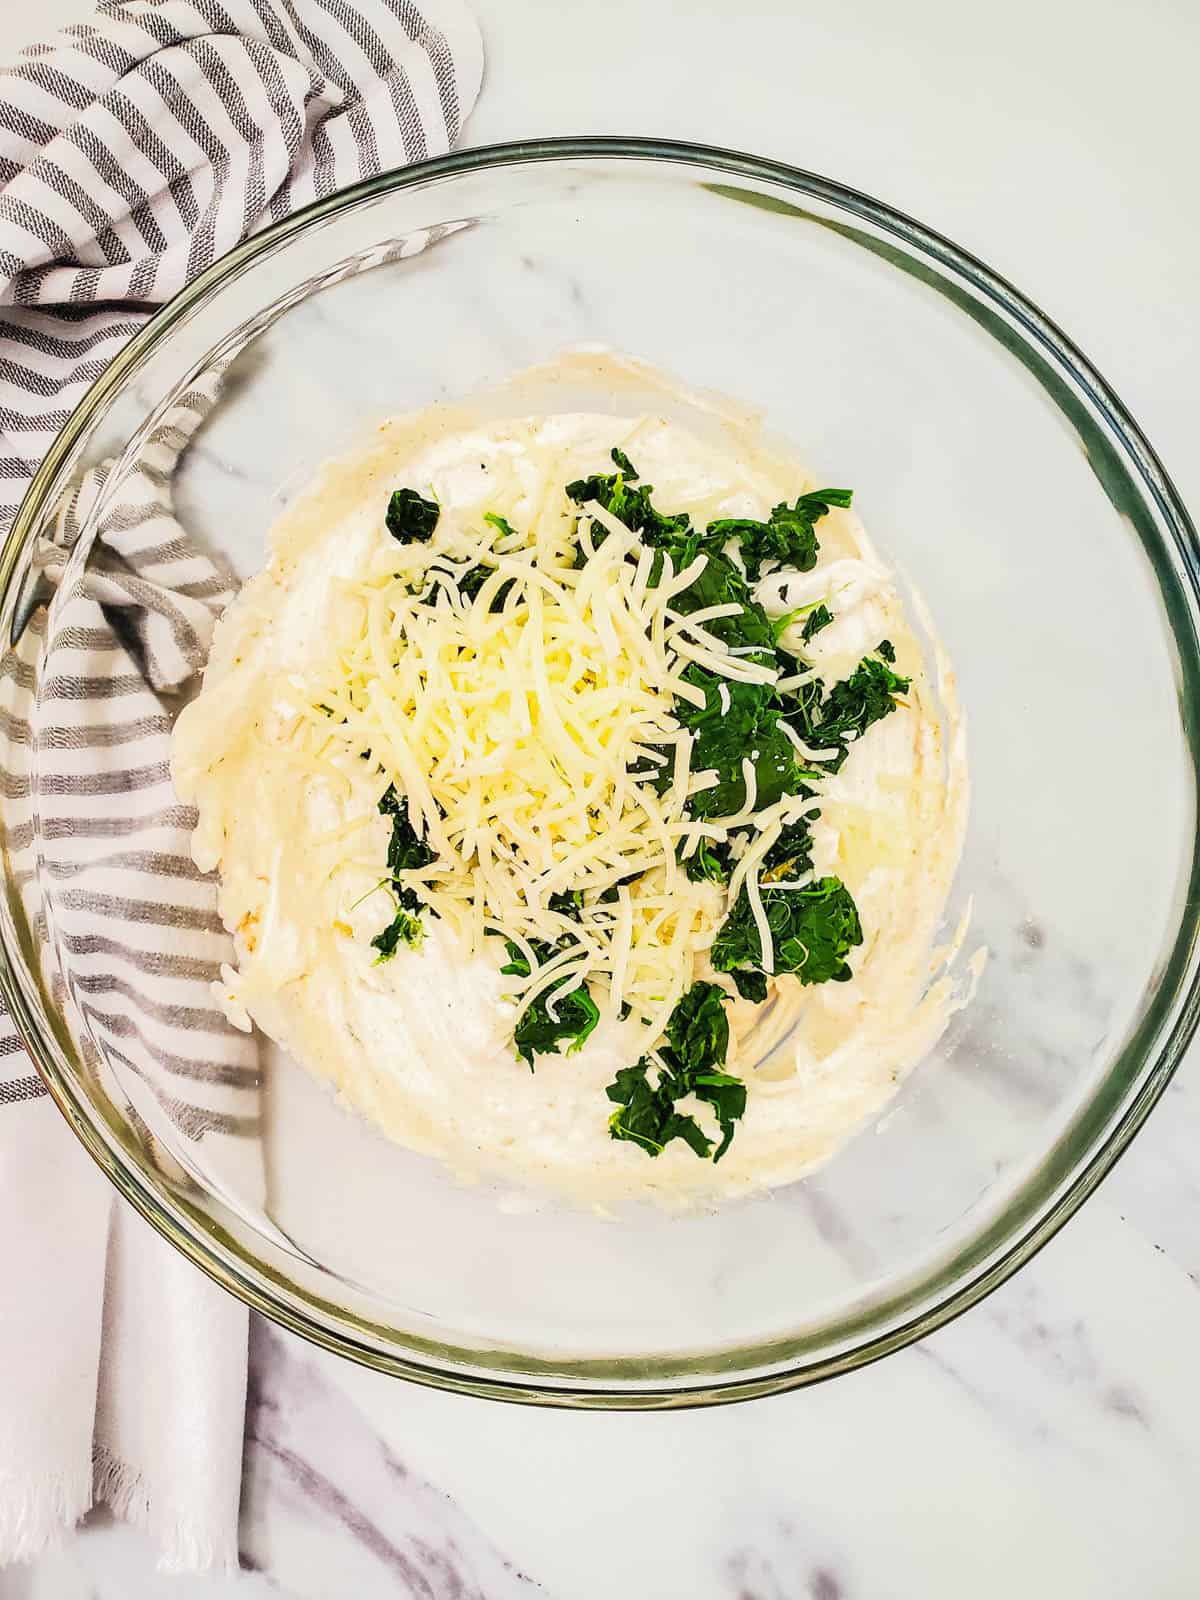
<box><xmin>0</xmin><ymin>0</ymin><xmax>482</xmax><ymax>531</ymax></box>
<box><xmin>0</xmin><ymin>371</ymin><xmax>262</xmax><ymax>1138</ymax></box>
<box><xmin>0</xmin><ymin>4</ymin><xmax>482</xmax><ymax>1570</ymax></box>
<box><xmin>0</xmin><ymin>0</ymin><xmax>481</xmax><ymax>1125</ymax></box>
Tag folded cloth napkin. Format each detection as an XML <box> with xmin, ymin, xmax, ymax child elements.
<box><xmin>0</xmin><ymin>0</ymin><xmax>482</xmax><ymax>1572</ymax></box>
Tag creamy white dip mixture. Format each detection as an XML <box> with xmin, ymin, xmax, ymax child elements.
<box><xmin>173</xmin><ymin>352</ymin><xmax>971</xmax><ymax>1206</ymax></box>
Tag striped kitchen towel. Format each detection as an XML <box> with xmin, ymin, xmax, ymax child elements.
<box><xmin>0</xmin><ymin>0</ymin><xmax>482</xmax><ymax>1573</ymax></box>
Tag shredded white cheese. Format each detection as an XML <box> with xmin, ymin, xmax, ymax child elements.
<box><xmin>284</xmin><ymin>471</ymin><xmax>814</xmax><ymax>1049</ymax></box>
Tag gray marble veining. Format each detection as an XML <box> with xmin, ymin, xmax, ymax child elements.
<box><xmin>239</xmin><ymin>1323</ymin><xmax>547</xmax><ymax>1599</ymax></box>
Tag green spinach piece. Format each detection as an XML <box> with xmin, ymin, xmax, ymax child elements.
<box><xmin>705</xmin><ymin>489</ymin><xmax>852</xmax><ymax>583</ymax></box>
<box><xmin>566</xmin><ymin>448</ymin><xmax>694</xmax><ymax>549</ymax></box>
<box><xmin>605</xmin><ymin>1064</ymin><xmax>710</xmax><ymax>1159</ymax></box>
<box><xmin>674</xmin><ymin>664</ymin><xmax>815</xmax><ymax>820</ymax></box>
<box><xmin>558</xmin><ymin>463</ymin><xmax>826</xmax><ymax>824</ymax></box>
<box><xmin>729</xmin><ymin>969</ymin><xmax>769</xmax><ymax>1004</ymax></box>
<box><xmin>547</xmin><ymin>889</ymin><xmax>585</xmax><ymax>920</ymax></box>
<box><xmin>784</xmin><ymin>649</ymin><xmax>911</xmax><ymax>773</ymax></box>
<box><xmin>386</xmin><ymin>488</ymin><xmax>439</xmax><ymax>543</ymax></box>
<box><xmin>760</xmin><ymin>815</ymin><xmax>817</xmax><ymax>881</ymax></box>
<box><xmin>668</xmin><ymin>548</ymin><xmax>774</xmax><ymax>650</ymax></box>
<box><xmin>680</xmin><ymin>834</ymin><xmax>735</xmax><ymax>886</ymax></box>
<box><xmin>679</xmin><ymin>812</ymin><xmax>815</xmax><ymax>890</ymax></box>
<box><xmin>483</xmin><ymin>511</ymin><xmax>519</xmax><ymax>539</ymax></box>
<box><xmin>711</xmin><ymin>876</ymin><xmax>863</xmax><ymax>987</ymax></box>
<box><xmin>501</xmin><ymin>940</ymin><xmax>601</xmax><ymax>1067</ymax></box>
<box><xmin>370</xmin><ymin>786</ymin><xmax>438</xmax><ymax>958</ymax></box>
<box><xmin>379</xmin><ymin>785</ymin><xmax>436</xmax><ymax>905</ymax></box>
<box><xmin>457</xmin><ymin>563</ymin><xmax>515</xmax><ymax>611</ymax></box>
<box><xmin>801</xmin><ymin>603</ymin><xmax>835</xmax><ymax>644</ymax></box>
<box><xmin>606</xmin><ymin>981</ymin><xmax>746</xmax><ymax>1161</ymax></box>
<box><xmin>370</xmin><ymin>907</ymin><xmax>424</xmax><ymax>961</ymax></box>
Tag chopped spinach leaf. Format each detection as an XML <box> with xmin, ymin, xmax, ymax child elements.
<box><xmin>606</xmin><ymin>981</ymin><xmax>746</xmax><ymax>1161</ymax></box>
<box><xmin>801</xmin><ymin>603</ymin><xmax>835</xmax><ymax>644</ymax></box>
<box><xmin>498</xmin><ymin>941</ymin><xmax>533</xmax><ymax>979</ymax></box>
<box><xmin>680</xmin><ymin>834</ymin><xmax>735</xmax><ymax>885</ymax></box>
<box><xmin>566</xmin><ymin>449</ymin><xmax>694</xmax><ymax>548</ymax></box>
<box><xmin>454</xmin><ymin>565</ymin><xmax>490</xmax><ymax>604</ymax></box>
<box><xmin>770</xmin><ymin>608</ymin><xmax>804</xmax><ymax>643</ymax></box>
<box><xmin>370</xmin><ymin>788</ymin><xmax>437</xmax><ymax>959</ymax></box>
<box><xmin>668</xmin><ymin>549</ymin><xmax>774</xmax><ymax>650</ymax></box>
<box><xmin>878</xmin><ymin>637</ymin><xmax>897</xmax><ymax>664</ymax></box>
<box><xmin>514</xmin><ymin>984</ymin><xmax>600</xmax><ymax>1068</ymax></box>
<box><xmin>730</xmin><ymin>969</ymin><xmax>769</xmax><ymax>1004</ymax></box>
<box><xmin>501</xmin><ymin>939</ymin><xmax>600</xmax><ymax>1067</ymax></box>
<box><xmin>371</xmin><ymin>907</ymin><xmax>424</xmax><ymax>961</ymax></box>
<box><xmin>386</xmin><ymin>488</ymin><xmax>439</xmax><ymax>543</ymax></box>
<box><xmin>705</xmin><ymin>488</ymin><xmax>852</xmax><ymax>583</ymax></box>
<box><xmin>665</xmin><ymin>977</ymin><xmax>730</xmax><ymax>1073</ymax></box>
<box><xmin>673</xmin><ymin>664</ymin><xmax>814</xmax><ymax>820</ymax></box>
<box><xmin>458</xmin><ymin>564</ymin><xmax>515</xmax><ymax>611</ymax></box>
<box><xmin>372</xmin><ymin>784</ymin><xmax>438</xmax><ymax>972</ymax></box>
<box><xmin>547</xmin><ymin>888</ymin><xmax>585</xmax><ymax>919</ymax></box>
<box><xmin>419</xmin><ymin>560</ymin><xmax>514</xmax><ymax>613</ymax></box>
<box><xmin>761</xmin><ymin>815</ymin><xmax>816</xmax><ymax>881</ymax></box>
<box><xmin>784</xmin><ymin>648</ymin><xmax>910</xmax><ymax>773</ymax></box>
<box><xmin>712</xmin><ymin>876</ymin><xmax>863</xmax><ymax>987</ymax></box>
<box><xmin>379</xmin><ymin>785</ymin><xmax>436</xmax><ymax>898</ymax></box>
<box><xmin>605</xmin><ymin>1064</ymin><xmax>709</xmax><ymax>1158</ymax></box>
<box><xmin>483</xmin><ymin>511</ymin><xmax>520</xmax><ymax>539</ymax></box>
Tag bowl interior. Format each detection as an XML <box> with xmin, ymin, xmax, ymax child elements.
<box><xmin>3</xmin><ymin>145</ymin><xmax>1197</xmax><ymax>1401</ymax></box>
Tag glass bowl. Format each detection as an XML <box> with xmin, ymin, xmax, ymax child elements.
<box><xmin>2</xmin><ymin>139</ymin><xmax>1197</xmax><ymax>1408</ymax></box>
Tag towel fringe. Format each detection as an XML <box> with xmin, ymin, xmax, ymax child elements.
<box><xmin>93</xmin><ymin>1445</ymin><xmax>237</xmax><ymax>1575</ymax></box>
<box><xmin>0</xmin><ymin>1463</ymin><xmax>93</xmax><ymax>1564</ymax></box>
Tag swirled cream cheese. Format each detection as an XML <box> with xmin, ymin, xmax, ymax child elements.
<box><xmin>172</xmin><ymin>352</ymin><xmax>971</xmax><ymax>1207</ymax></box>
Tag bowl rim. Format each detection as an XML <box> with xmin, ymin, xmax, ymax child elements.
<box><xmin>3</xmin><ymin>135</ymin><xmax>1199</xmax><ymax>1408</ymax></box>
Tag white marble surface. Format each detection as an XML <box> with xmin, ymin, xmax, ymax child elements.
<box><xmin>6</xmin><ymin>1</ymin><xmax>1200</xmax><ymax>1597</ymax></box>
